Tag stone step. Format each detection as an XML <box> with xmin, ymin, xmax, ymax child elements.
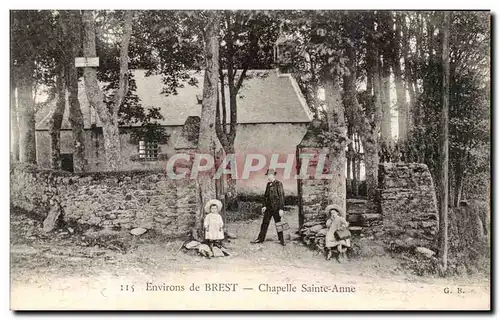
<box><xmin>346</xmin><ymin>198</ymin><xmax>368</xmax><ymax>204</ymax></box>
<box><xmin>347</xmin><ymin>208</ymin><xmax>378</xmax><ymax>214</ymax></box>
<box><xmin>361</xmin><ymin>213</ymin><xmax>382</xmax><ymax>221</ymax></box>
<box><xmin>349</xmin><ymin>226</ymin><xmax>363</xmax><ymax>235</ymax></box>
<box><xmin>347</xmin><ymin>212</ymin><xmax>382</xmax><ymax>227</ymax></box>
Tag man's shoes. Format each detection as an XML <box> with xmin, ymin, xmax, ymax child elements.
<box><xmin>250</xmin><ymin>239</ymin><xmax>263</xmax><ymax>244</ymax></box>
<box><xmin>280</xmin><ymin>241</ymin><xmax>286</xmax><ymax>246</ymax></box>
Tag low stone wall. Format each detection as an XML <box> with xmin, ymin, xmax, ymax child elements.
<box><xmin>378</xmin><ymin>163</ymin><xmax>438</xmax><ymax>249</ymax></box>
<box><xmin>298</xmin><ymin>163</ymin><xmax>439</xmax><ymax>256</ymax></box>
<box><xmin>10</xmin><ymin>164</ymin><xmax>198</xmax><ymax>238</ymax></box>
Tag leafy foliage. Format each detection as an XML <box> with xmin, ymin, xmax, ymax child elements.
<box><xmin>11</xmin><ymin>10</ymin><xmax>61</xmax><ymax>109</ymax></box>
<box><xmin>93</xmin><ymin>10</ymin><xmax>170</xmax><ymax>144</ymax></box>
<box><xmin>402</xmin><ymin>11</ymin><xmax>490</xmax><ymax>204</ymax></box>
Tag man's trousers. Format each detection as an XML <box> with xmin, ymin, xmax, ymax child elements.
<box><xmin>257</xmin><ymin>209</ymin><xmax>284</xmax><ymax>244</ymax></box>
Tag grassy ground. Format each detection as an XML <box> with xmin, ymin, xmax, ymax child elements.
<box><xmin>10</xmin><ymin>207</ymin><xmax>490</xmax><ymax>310</ymax></box>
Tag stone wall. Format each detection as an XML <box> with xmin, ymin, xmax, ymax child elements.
<box><xmin>35</xmin><ymin>127</ymin><xmax>181</xmax><ymax>172</ymax></box>
<box><xmin>298</xmin><ymin>163</ymin><xmax>439</xmax><ymax>256</ymax></box>
<box><xmin>10</xmin><ymin>164</ymin><xmax>198</xmax><ymax>238</ymax></box>
<box><xmin>378</xmin><ymin>163</ymin><xmax>438</xmax><ymax>249</ymax></box>
<box><xmin>298</xmin><ymin>179</ymin><xmax>330</xmax><ymax>228</ymax></box>
<box><xmin>35</xmin><ymin>123</ymin><xmax>308</xmax><ymax>196</ymax></box>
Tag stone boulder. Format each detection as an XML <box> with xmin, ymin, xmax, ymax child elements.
<box><xmin>184</xmin><ymin>240</ymin><xmax>201</xmax><ymax>250</ymax></box>
<box><xmin>212</xmin><ymin>247</ymin><xmax>225</xmax><ymax>257</ymax></box>
<box><xmin>415</xmin><ymin>246</ymin><xmax>436</xmax><ymax>258</ymax></box>
<box><xmin>198</xmin><ymin>244</ymin><xmax>212</xmax><ymax>257</ymax></box>
<box><xmin>130</xmin><ymin>227</ymin><xmax>147</xmax><ymax>236</ymax></box>
<box><xmin>225</xmin><ymin>231</ymin><xmax>237</xmax><ymax>239</ymax></box>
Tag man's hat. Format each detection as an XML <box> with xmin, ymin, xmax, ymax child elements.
<box><xmin>325</xmin><ymin>204</ymin><xmax>346</xmax><ymax>218</ymax></box>
<box><xmin>204</xmin><ymin>199</ymin><xmax>223</xmax><ymax>213</ymax></box>
<box><xmin>266</xmin><ymin>168</ymin><xmax>277</xmax><ymax>176</ymax></box>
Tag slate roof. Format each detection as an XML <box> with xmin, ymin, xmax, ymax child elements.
<box><xmin>35</xmin><ymin>69</ymin><xmax>312</xmax><ymax>130</ymax></box>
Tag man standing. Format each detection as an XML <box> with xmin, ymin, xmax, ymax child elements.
<box><xmin>251</xmin><ymin>169</ymin><xmax>286</xmax><ymax>246</ymax></box>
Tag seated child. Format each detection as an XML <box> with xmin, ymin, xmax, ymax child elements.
<box><xmin>324</xmin><ymin>204</ymin><xmax>351</xmax><ymax>262</ymax></box>
<box><xmin>203</xmin><ymin>199</ymin><xmax>225</xmax><ymax>252</ymax></box>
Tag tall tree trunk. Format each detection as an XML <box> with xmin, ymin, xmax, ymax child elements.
<box><xmin>10</xmin><ymin>79</ymin><xmax>19</xmax><ymax>162</ymax></box>
<box><xmin>342</xmin><ymin>43</ymin><xmax>361</xmax><ymax>202</ymax></box>
<box><xmin>402</xmin><ymin>19</ymin><xmax>416</xmax><ymax>133</ymax></box>
<box><xmin>393</xmin><ymin>13</ymin><xmax>408</xmax><ymax>144</ymax></box>
<box><xmin>61</xmin><ymin>10</ymin><xmax>86</xmax><ymax>172</ymax></box>
<box><xmin>380</xmin><ymin>55</ymin><xmax>392</xmax><ymax>145</ymax></box>
<box><xmin>346</xmin><ymin>123</ymin><xmax>353</xmax><ymax>195</ymax></box>
<box><xmin>342</xmin><ymin>49</ymin><xmax>355</xmax><ymax>198</ymax></box>
<box><xmin>366</xmin><ymin>40</ymin><xmax>383</xmax><ymax>200</ymax></box>
<box><xmin>453</xmin><ymin>161</ymin><xmax>464</xmax><ymax>207</ymax></box>
<box><xmin>413</xmin><ymin>14</ymin><xmax>425</xmax><ymax>129</ymax></box>
<box><xmin>353</xmin><ymin>135</ymin><xmax>360</xmax><ymax>196</ymax></box>
<box><xmin>344</xmin><ymin>31</ymin><xmax>380</xmax><ymax>201</ymax></box>
<box><xmin>224</xmin><ymin>143</ymin><xmax>237</xmax><ymax>210</ymax></box>
<box><xmin>216</xmin><ymin>71</ymin><xmax>238</xmax><ymax>211</ymax></box>
<box><xmin>17</xmin><ymin>63</ymin><xmax>36</xmax><ymax>164</ymax></box>
<box><xmin>225</xmin><ymin>82</ymin><xmax>238</xmax><ymax>210</ymax></box>
<box><xmin>196</xmin><ymin>11</ymin><xmax>220</xmax><ymax>240</ymax></box>
<box><xmin>342</xmin><ymin>45</ymin><xmax>361</xmax><ymax>199</ymax></box>
<box><xmin>82</xmin><ymin>10</ymin><xmax>133</xmax><ymax>171</ymax></box>
<box><xmin>437</xmin><ymin>11</ymin><xmax>450</xmax><ymax>276</ymax></box>
<box><xmin>215</xmin><ymin>16</ymin><xmax>259</xmax><ymax>211</ymax></box>
<box><xmin>427</xmin><ymin>13</ymin><xmax>436</xmax><ymax>59</ymax></box>
<box><xmin>49</xmin><ymin>67</ymin><xmax>66</xmax><ymax>170</ymax></box>
<box><xmin>379</xmin><ymin>12</ymin><xmax>393</xmax><ymax>146</ymax></box>
<box><xmin>324</xmin><ymin>71</ymin><xmax>346</xmax><ymax>213</ymax></box>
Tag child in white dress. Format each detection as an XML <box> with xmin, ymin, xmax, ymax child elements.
<box><xmin>203</xmin><ymin>199</ymin><xmax>224</xmax><ymax>252</ymax></box>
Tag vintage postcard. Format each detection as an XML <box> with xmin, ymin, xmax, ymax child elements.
<box><xmin>9</xmin><ymin>9</ymin><xmax>491</xmax><ymax>310</ymax></box>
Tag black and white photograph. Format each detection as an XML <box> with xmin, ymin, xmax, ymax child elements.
<box><xmin>8</xmin><ymin>9</ymin><xmax>491</xmax><ymax>310</ymax></box>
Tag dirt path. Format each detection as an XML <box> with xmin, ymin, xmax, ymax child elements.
<box><xmin>10</xmin><ymin>209</ymin><xmax>490</xmax><ymax>310</ymax></box>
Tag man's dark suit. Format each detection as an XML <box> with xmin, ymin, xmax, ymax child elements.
<box><xmin>256</xmin><ymin>180</ymin><xmax>285</xmax><ymax>244</ymax></box>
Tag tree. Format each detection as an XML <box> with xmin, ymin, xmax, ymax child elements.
<box><xmin>401</xmin><ymin>14</ymin><xmax>417</xmax><ymax>136</ymax></box>
<box><xmin>195</xmin><ymin>10</ymin><xmax>221</xmax><ymax>239</ymax></box>
<box><xmin>341</xmin><ymin>11</ymin><xmax>383</xmax><ymax>201</ymax></box>
<box><xmin>402</xmin><ymin>11</ymin><xmax>489</xmax><ymax>210</ymax></box>
<box><xmin>378</xmin><ymin>12</ymin><xmax>393</xmax><ymax>147</ymax></box>
<box><xmin>437</xmin><ymin>11</ymin><xmax>450</xmax><ymax>276</ymax></box>
<box><xmin>48</xmin><ymin>64</ymin><xmax>66</xmax><ymax>170</ymax></box>
<box><xmin>364</xmin><ymin>14</ymin><xmax>384</xmax><ymax>200</ymax></box>
<box><xmin>60</xmin><ymin>10</ymin><xmax>87</xmax><ymax>172</ymax></box>
<box><xmin>10</xmin><ymin>63</ymin><xmax>19</xmax><ymax>162</ymax></box>
<box><xmin>10</xmin><ymin>11</ymin><xmax>87</xmax><ymax>171</ymax></box>
<box><xmin>11</xmin><ymin>10</ymin><xmax>57</xmax><ymax>164</ymax></box>
<box><xmin>392</xmin><ymin>13</ymin><xmax>409</xmax><ymax>144</ymax></box>
<box><xmin>324</xmin><ymin>68</ymin><xmax>347</xmax><ymax>210</ymax></box>
<box><xmin>48</xmin><ymin>12</ymin><xmax>68</xmax><ymax>170</ymax></box>
<box><xmin>448</xmin><ymin>12</ymin><xmax>490</xmax><ymax>206</ymax></box>
<box><xmin>215</xmin><ymin>10</ymin><xmax>277</xmax><ymax>210</ymax></box>
<box><xmin>81</xmin><ymin>10</ymin><xmax>134</xmax><ymax>171</ymax></box>
<box><xmin>310</xmin><ymin>11</ymin><xmax>349</xmax><ymax>212</ymax></box>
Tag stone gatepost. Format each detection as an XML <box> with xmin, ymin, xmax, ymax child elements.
<box><xmin>296</xmin><ymin>120</ymin><xmax>331</xmax><ymax>229</ymax></box>
<box><xmin>378</xmin><ymin>163</ymin><xmax>439</xmax><ymax>249</ymax></box>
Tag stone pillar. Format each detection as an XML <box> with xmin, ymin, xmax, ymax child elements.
<box><xmin>378</xmin><ymin>163</ymin><xmax>439</xmax><ymax>248</ymax></box>
<box><xmin>296</xmin><ymin>120</ymin><xmax>332</xmax><ymax>229</ymax></box>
